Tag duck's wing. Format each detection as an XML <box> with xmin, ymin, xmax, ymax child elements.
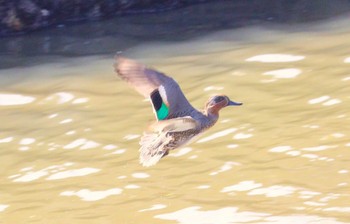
<box><xmin>139</xmin><ymin>117</ymin><xmax>199</xmax><ymax>167</ymax></box>
<box><xmin>114</xmin><ymin>56</ymin><xmax>196</xmax><ymax>120</ymax></box>
<box><xmin>148</xmin><ymin>116</ymin><xmax>199</xmax><ymax>133</ymax></box>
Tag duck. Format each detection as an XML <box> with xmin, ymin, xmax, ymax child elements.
<box><xmin>114</xmin><ymin>56</ymin><xmax>242</xmax><ymax>167</ymax></box>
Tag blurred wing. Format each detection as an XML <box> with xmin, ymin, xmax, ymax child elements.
<box><xmin>148</xmin><ymin>117</ymin><xmax>198</xmax><ymax>133</ymax></box>
<box><xmin>139</xmin><ymin>132</ymin><xmax>170</xmax><ymax>167</ymax></box>
<box><xmin>114</xmin><ymin>56</ymin><xmax>195</xmax><ymax>120</ymax></box>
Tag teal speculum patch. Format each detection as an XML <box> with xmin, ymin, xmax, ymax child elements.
<box><xmin>151</xmin><ymin>89</ymin><xmax>169</xmax><ymax>120</ymax></box>
<box><xmin>157</xmin><ymin>102</ymin><xmax>169</xmax><ymax>120</ymax></box>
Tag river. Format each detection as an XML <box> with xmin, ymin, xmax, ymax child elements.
<box><xmin>0</xmin><ymin>5</ymin><xmax>350</xmax><ymax>224</ymax></box>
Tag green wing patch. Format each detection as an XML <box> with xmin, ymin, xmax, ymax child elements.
<box><xmin>156</xmin><ymin>102</ymin><xmax>169</xmax><ymax>120</ymax></box>
<box><xmin>151</xmin><ymin>89</ymin><xmax>169</xmax><ymax>120</ymax></box>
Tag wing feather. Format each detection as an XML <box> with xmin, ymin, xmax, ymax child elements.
<box><xmin>114</xmin><ymin>56</ymin><xmax>195</xmax><ymax>120</ymax></box>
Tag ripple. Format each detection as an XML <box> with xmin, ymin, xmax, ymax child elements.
<box><xmin>79</xmin><ymin>140</ymin><xmax>100</xmax><ymax>150</ymax></box>
<box><xmin>111</xmin><ymin>149</ymin><xmax>126</xmax><ymax>154</ymax></box>
<box><xmin>19</xmin><ymin>138</ymin><xmax>36</xmax><ymax>145</ymax></box>
<box><xmin>59</xmin><ymin>118</ymin><xmax>73</xmax><ymax>124</ymax></box>
<box><xmin>221</xmin><ymin>181</ymin><xmax>262</xmax><ymax>193</ymax></box>
<box><xmin>60</xmin><ymin>188</ymin><xmax>122</xmax><ymax>201</ymax></box>
<box><xmin>248</xmin><ymin>185</ymin><xmax>298</xmax><ymax>197</ymax></box>
<box><xmin>263</xmin><ymin>68</ymin><xmax>301</xmax><ymax>79</ymax></box>
<box><xmin>308</xmin><ymin>96</ymin><xmax>330</xmax><ymax>104</ymax></box>
<box><xmin>0</xmin><ymin>137</ymin><xmax>14</xmax><ymax>143</ymax></box>
<box><xmin>0</xmin><ymin>204</ymin><xmax>9</xmax><ymax>212</ymax></box>
<box><xmin>262</xmin><ymin>215</ymin><xmax>344</xmax><ymax>224</ymax></box>
<box><xmin>302</xmin><ymin>124</ymin><xmax>320</xmax><ymax>129</ymax></box>
<box><xmin>124</xmin><ymin>184</ymin><xmax>141</xmax><ymax>189</ymax></box>
<box><xmin>46</xmin><ymin>167</ymin><xmax>100</xmax><ymax>180</ymax></box>
<box><xmin>203</xmin><ymin>86</ymin><xmax>224</xmax><ymax>91</ymax></box>
<box><xmin>168</xmin><ymin>147</ymin><xmax>192</xmax><ymax>157</ymax></box>
<box><xmin>63</xmin><ymin>138</ymin><xmax>100</xmax><ymax>150</ymax></box>
<box><xmin>132</xmin><ymin>172</ymin><xmax>150</xmax><ymax>179</ymax></box>
<box><xmin>233</xmin><ymin>132</ymin><xmax>253</xmax><ymax>140</ymax></box>
<box><xmin>103</xmin><ymin>144</ymin><xmax>118</xmax><ymax>150</ymax></box>
<box><xmin>20</xmin><ymin>167</ymin><xmax>33</xmax><ymax>172</ymax></box>
<box><xmin>12</xmin><ymin>170</ymin><xmax>48</xmax><ymax>182</ymax></box>
<box><xmin>344</xmin><ymin>57</ymin><xmax>350</xmax><ymax>63</ymax></box>
<box><xmin>197</xmin><ymin>128</ymin><xmax>237</xmax><ymax>143</ymax></box>
<box><xmin>323</xmin><ymin>207</ymin><xmax>350</xmax><ymax>213</ymax></box>
<box><xmin>10</xmin><ymin>163</ymin><xmax>100</xmax><ymax>182</ymax></box>
<box><xmin>308</xmin><ymin>96</ymin><xmax>341</xmax><ymax>106</ymax></box>
<box><xmin>45</xmin><ymin>92</ymin><xmax>74</xmax><ymax>104</ymax></box>
<box><xmin>124</xmin><ymin>134</ymin><xmax>140</xmax><ymax>140</ymax></box>
<box><xmin>319</xmin><ymin>193</ymin><xmax>340</xmax><ymax>202</ymax></box>
<box><xmin>48</xmin><ymin>113</ymin><xmax>58</xmax><ymax>119</ymax></box>
<box><xmin>269</xmin><ymin>146</ymin><xmax>293</xmax><ymax>153</ymax></box>
<box><xmin>210</xmin><ymin>161</ymin><xmax>241</xmax><ymax>176</ymax></box>
<box><xmin>298</xmin><ymin>190</ymin><xmax>321</xmax><ymax>199</ymax></box>
<box><xmin>18</xmin><ymin>138</ymin><xmax>36</xmax><ymax>151</ymax></box>
<box><xmin>63</xmin><ymin>138</ymin><xmax>86</xmax><ymax>149</ymax></box>
<box><xmin>304</xmin><ymin>201</ymin><xmax>327</xmax><ymax>207</ymax></box>
<box><xmin>139</xmin><ymin>204</ymin><xmax>167</xmax><ymax>212</ymax></box>
<box><xmin>301</xmin><ymin>145</ymin><xmax>336</xmax><ymax>152</ymax></box>
<box><xmin>0</xmin><ymin>93</ymin><xmax>35</xmax><ymax>106</ymax></box>
<box><xmin>331</xmin><ymin>133</ymin><xmax>345</xmax><ymax>138</ymax></box>
<box><xmin>155</xmin><ymin>206</ymin><xmax>269</xmax><ymax>223</ymax></box>
<box><xmin>65</xmin><ymin>130</ymin><xmax>76</xmax><ymax>135</ymax></box>
<box><xmin>301</xmin><ymin>154</ymin><xmax>319</xmax><ymax>159</ymax></box>
<box><xmin>72</xmin><ymin>97</ymin><xmax>89</xmax><ymax>104</ymax></box>
<box><xmin>196</xmin><ymin>185</ymin><xmax>211</xmax><ymax>189</ymax></box>
<box><xmin>269</xmin><ymin>145</ymin><xmax>335</xmax><ymax>162</ymax></box>
<box><xmin>246</xmin><ymin>54</ymin><xmax>305</xmax><ymax>63</ymax></box>
<box><xmin>322</xmin><ymin>98</ymin><xmax>341</xmax><ymax>106</ymax></box>
<box><xmin>286</xmin><ymin>150</ymin><xmax>301</xmax><ymax>156</ymax></box>
<box><xmin>19</xmin><ymin>146</ymin><xmax>30</xmax><ymax>151</ymax></box>
<box><xmin>227</xmin><ymin>144</ymin><xmax>238</xmax><ymax>149</ymax></box>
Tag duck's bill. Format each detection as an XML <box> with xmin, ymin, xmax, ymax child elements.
<box><xmin>228</xmin><ymin>100</ymin><xmax>243</xmax><ymax>106</ymax></box>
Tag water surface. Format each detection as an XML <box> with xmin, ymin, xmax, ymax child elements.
<box><xmin>1</xmin><ymin>16</ymin><xmax>350</xmax><ymax>224</ymax></box>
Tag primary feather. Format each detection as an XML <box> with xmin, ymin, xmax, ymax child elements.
<box><xmin>114</xmin><ymin>56</ymin><xmax>195</xmax><ymax>120</ymax></box>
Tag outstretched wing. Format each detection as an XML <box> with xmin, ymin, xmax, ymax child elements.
<box><xmin>114</xmin><ymin>56</ymin><xmax>195</xmax><ymax>120</ymax></box>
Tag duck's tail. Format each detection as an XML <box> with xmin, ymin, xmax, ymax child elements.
<box><xmin>139</xmin><ymin>132</ymin><xmax>172</xmax><ymax>167</ymax></box>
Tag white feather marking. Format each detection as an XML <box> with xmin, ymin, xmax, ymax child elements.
<box><xmin>158</xmin><ymin>85</ymin><xmax>168</xmax><ymax>105</ymax></box>
<box><xmin>149</xmin><ymin>117</ymin><xmax>197</xmax><ymax>133</ymax></box>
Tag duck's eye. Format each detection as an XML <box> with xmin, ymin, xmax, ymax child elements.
<box><xmin>214</xmin><ymin>96</ymin><xmax>225</xmax><ymax>103</ymax></box>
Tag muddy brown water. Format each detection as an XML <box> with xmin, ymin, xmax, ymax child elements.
<box><xmin>1</xmin><ymin>14</ymin><xmax>350</xmax><ymax>224</ymax></box>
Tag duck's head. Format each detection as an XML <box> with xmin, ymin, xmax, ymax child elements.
<box><xmin>205</xmin><ymin>95</ymin><xmax>242</xmax><ymax>115</ymax></box>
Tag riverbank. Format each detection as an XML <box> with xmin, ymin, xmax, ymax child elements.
<box><xmin>1</xmin><ymin>0</ymin><xmax>350</xmax><ymax>37</ymax></box>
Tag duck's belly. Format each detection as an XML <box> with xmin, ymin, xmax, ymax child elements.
<box><xmin>165</xmin><ymin>129</ymin><xmax>200</xmax><ymax>151</ymax></box>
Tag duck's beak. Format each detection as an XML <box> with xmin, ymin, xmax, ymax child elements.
<box><xmin>228</xmin><ymin>100</ymin><xmax>243</xmax><ymax>106</ymax></box>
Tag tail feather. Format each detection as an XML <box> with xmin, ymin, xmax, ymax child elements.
<box><xmin>139</xmin><ymin>132</ymin><xmax>172</xmax><ymax>167</ymax></box>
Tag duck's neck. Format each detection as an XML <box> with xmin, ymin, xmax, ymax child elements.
<box><xmin>202</xmin><ymin>109</ymin><xmax>219</xmax><ymax>129</ymax></box>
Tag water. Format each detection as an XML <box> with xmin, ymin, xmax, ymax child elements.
<box><xmin>1</xmin><ymin>12</ymin><xmax>350</xmax><ymax>224</ymax></box>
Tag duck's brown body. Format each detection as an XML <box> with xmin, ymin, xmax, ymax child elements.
<box><xmin>114</xmin><ymin>56</ymin><xmax>242</xmax><ymax>166</ymax></box>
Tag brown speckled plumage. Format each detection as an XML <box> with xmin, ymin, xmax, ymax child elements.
<box><xmin>114</xmin><ymin>56</ymin><xmax>242</xmax><ymax>167</ymax></box>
